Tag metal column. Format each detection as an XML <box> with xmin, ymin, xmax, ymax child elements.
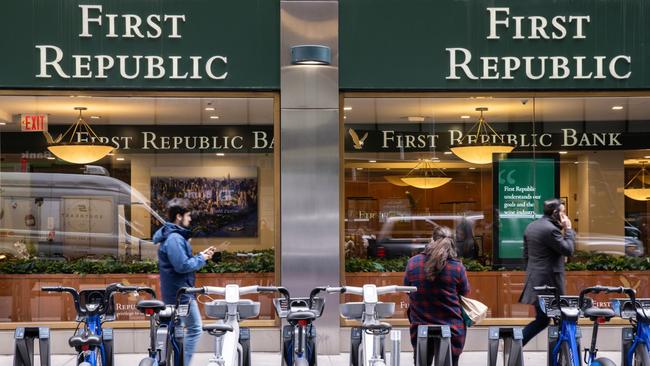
<box><xmin>280</xmin><ymin>0</ymin><xmax>340</xmax><ymax>355</ymax></box>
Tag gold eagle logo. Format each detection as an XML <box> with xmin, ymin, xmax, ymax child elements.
<box><xmin>348</xmin><ymin>128</ymin><xmax>368</xmax><ymax>150</ymax></box>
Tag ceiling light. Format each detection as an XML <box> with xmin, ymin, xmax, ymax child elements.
<box><xmin>205</xmin><ymin>107</ymin><xmax>215</xmax><ymax>111</ymax></box>
<box><xmin>291</xmin><ymin>45</ymin><xmax>332</xmax><ymax>65</ymax></box>
<box><xmin>90</xmin><ymin>116</ymin><xmax>101</xmax><ymax>119</ymax></box>
<box><xmin>460</xmin><ymin>115</ymin><xmax>471</xmax><ymax>119</ymax></box>
<box><xmin>344</xmin><ymin>106</ymin><xmax>352</xmax><ymax>111</ymax></box>
<box><xmin>612</xmin><ymin>106</ymin><xmax>624</xmax><ymax>110</ymax></box>
<box><xmin>399</xmin><ymin>159</ymin><xmax>452</xmax><ymax>189</ymax></box>
<box><xmin>450</xmin><ymin>107</ymin><xmax>514</xmax><ymax>164</ymax></box>
<box><xmin>356</xmin><ymin>167</ymin><xmax>363</xmax><ymax>170</ymax></box>
<box><xmin>406</xmin><ymin>116</ymin><xmax>426</xmax><ymax>122</ymax></box>
<box><xmin>0</xmin><ymin>122</ymin><xmax>6</xmax><ymax>126</ymax></box>
<box><xmin>216</xmin><ymin>153</ymin><xmax>225</xmax><ymax>156</ymax></box>
<box><xmin>45</xmin><ymin>107</ymin><xmax>113</xmax><ymax>164</ymax></box>
<box><xmin>369</xmin><ymin>160</ymin><xmax>377</xmax><ymax>163</ymax></box>
<box><xmin>559</xmin><ymin>151</ymin><xmax>568</xmax><ymax>155</ymax></box>
<box><xmin>116</xmin><ymin>157</ymin><xmax>125</xmax><ymax>161</ymax></box>
<box><xmin>344</xmin><ymin>116</ymin><xmax>347</xmax><ymax>119</ymax></box>
<box><xmin>625</xmin><ymin>162</ymin><xmax>650</xmax><ymax>201</ymax></box>
<box><xmin>210</xmin><ymin>115</ymin><xmax>220</xmax><ymax>119</ymax></box>
<box><xmin>46</xmin><ymin>157</ymin><xmax>55</xmax><ymax>160</ymax></box>
<box><xmin>469</xmin><ymin>167</ymin><xmax>477</xmax><ymax>170</ymax></box>
<box><xmin>643</xmin><ymin>156</ymin><xmax>650</xmax><ymax>159</ymax></box>
<box><xmin>444</xmin><ymin>151</ymin><xmax>453</xmax><ymax>155</ymax></box>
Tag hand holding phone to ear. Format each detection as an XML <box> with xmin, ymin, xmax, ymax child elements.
<box><xmin>560</xmin><ymin>212</ymin><xmax>572</xmax><ymax>230</ymax></box>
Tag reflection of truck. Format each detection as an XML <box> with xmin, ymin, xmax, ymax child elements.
<box><xmin>368</xmin><ymin>214</ymin><xmax>485</xmax><ymax>259</ymax></box>
<box><xmin>0</xmin><ymin>172</ymin><xmax>164</xmax><ymax>260</ymax></box>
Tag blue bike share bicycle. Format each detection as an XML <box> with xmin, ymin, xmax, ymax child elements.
<box><xmin>42</xmin><ymin>283</ymin><xmax>156</xmax><ymax>366</ymax></box>
<box><xmin>535</xmin><ymin>285</ymin><xmax>623</xmax><ymax>366</ymax></box>
<box><xmin>611</xmin><ymin>287</ymin><xmax>650</xmax><ymax>366</ymax></box>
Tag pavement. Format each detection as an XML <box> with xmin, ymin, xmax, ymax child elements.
<box><xmin>0</xmin><ymin>351</ymin><xmax>622</xmax><ymax>365</ymax></box>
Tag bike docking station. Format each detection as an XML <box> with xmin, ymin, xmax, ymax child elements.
<box><xmin>487</xmin><ymin>326</ymin><xmax>525</xmax><ymax>366</ymax></box>
<box><xmin>13</xmin><ymin>326</ymin><xmax>51</xmax><ymax>366</ymax></box>
<box><xmin>415</xmin><ymin>325</ymin><xmax>453</xmax><ymax>366</ymax></box>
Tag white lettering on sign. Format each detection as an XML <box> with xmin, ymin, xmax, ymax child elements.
<box><xmin>35</xmin><ymin>5</ymin><xmax>227</xmax><ymax>81</ymax></box>
<box><xmin>446</xmin><ymin>7</ymin><xmax>632</xmax><ymax>81</ymax></box>
<box><xmin>21</xmin><ymin>114</ymin><xmax>49</xmax><ymax>132</ymax></box>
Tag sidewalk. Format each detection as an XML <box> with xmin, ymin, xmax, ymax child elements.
<box><xmin>0</xmin><ymin>351</ymin><xmax>621</xmax><ymax>365</ymax></box>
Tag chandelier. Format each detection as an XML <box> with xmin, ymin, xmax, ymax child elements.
<box><xmin>450</xmin><ymin>107</ymin><xmax>514</xmax><ymax>164</ymax></box>
<box><xmin>399</xmin><ymin>159</ymin><xmax>452</xmax><ymax>189</ymax></box>
<box><xmin>45</xmin><ymin>107</ymin><xmax>113</xmax><ymax>164</ymax></box>
<box><xmin>383</xmin><ymin>175</ymin><xmax>410</xmax><ymax>186</ymax></box>
<box><xmin>624</xmin><ymin>162</ymin><xmax>650</xmax><ymax>201</ymax></box>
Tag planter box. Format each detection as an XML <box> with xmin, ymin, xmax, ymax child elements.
<box><xmin>0</xmin><ymin>273</ymin><xmax>276</xmax><ymax>323</ymax></box>
<box><xmin>344</xmin><ymin>271</ymin><xmax>650</xmax><ymax>319</ymax></box>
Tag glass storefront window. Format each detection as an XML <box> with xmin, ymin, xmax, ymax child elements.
<box><xmin>343</xmin><ymin>95</ymin><xmax>650</xmax><ymax>319</ymax></box>
<box><xmin>0</xmin><ymin>95</ymin><xmax>278</xmax><ymax>322</ymax></box>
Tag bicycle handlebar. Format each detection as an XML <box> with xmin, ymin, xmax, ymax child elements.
<box><xmin>579</xmin><ymin>286</ymin><xmax>629</xmax><ymax>308</ymax></box>
<box><xmin>42</xmin><ymin>286</ymin><xmax>83</xmax><ymax>314</ymax></box>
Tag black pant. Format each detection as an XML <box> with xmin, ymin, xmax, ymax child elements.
<box><xmin>412</xmin><ymin>338</ymin><xmax>460</xmax><ymax>366</ymax></box>
<box><xmin>522</xmin><ymin>302</ymin><xmax>550</xmax><ymax>346</ymax></box>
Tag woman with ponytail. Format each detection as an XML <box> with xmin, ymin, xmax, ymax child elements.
<box><xmin>404</xmin><ymin>226</ymin><xmax>470</xmax><ymax>366</ymax></box>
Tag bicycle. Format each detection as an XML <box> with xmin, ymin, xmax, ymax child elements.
<box><xmin>327</xmin><ymin>285</ymin><xmax>417</xmax><ymax>366</ymax></box>
<box><xmin>535</xmin><ymin>285</ymin><xmax>622</xmax><ymax>366</ymax></box>
<box><xmin>41</xmin><ymin>283</ymin><xmax>156</xmax><ymax>366</ymax></box>
<box><xmin>272</xmin><ymin>286</ymin><xmax>329</xmax><ymax>366</ymax></box>
<box><xmin>610</xmin><ymin>287</ymin><xmax>650</xmax><ymax>366</ymax></box>
<box><xmin>184</xmin><ymin>284</ymin><xmax>283</xmax><ymax>366</ymax></box>
<box><xmin>137</xmin><ymin>287</ymin><xmax>193</xmax><ymax>366</ymax></box>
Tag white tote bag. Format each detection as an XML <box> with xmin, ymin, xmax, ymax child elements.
<box><xmin>460</xmin><ymin>296</ymin><xmax>488</xmax><ymax>327</ymax></box>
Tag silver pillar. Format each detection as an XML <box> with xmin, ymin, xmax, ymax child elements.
<box><xmin>280</xmin><ymin>0</ymin><xmax>340</xmax><ymax>355</ymax></box>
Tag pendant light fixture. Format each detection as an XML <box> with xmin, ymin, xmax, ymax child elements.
<box><xmin>450</xmin><ymin>107</ymin><xmax>514</xmax><ymax>164</ymax></box>
<box><xmin>400</xmin><ymin>159</ymin><xmax>452</xmax><ymax>189</ymax></box>
<box><xmin>624</xmin><ymin>162</ymin><xmax>650</xmax><ymax>201</ymax></box>
<box><xmin>45</xmin><ymin>107</ymin><xmax>113</xmax><ymax>164</ymax></box>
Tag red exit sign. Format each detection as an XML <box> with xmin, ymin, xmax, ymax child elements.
<box><xmin>21</xmin><ymin>114</ymin><xmax>48</xmax><ymax>132</ymax></box>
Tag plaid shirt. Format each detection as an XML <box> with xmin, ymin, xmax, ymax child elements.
<box><xmin>403</xmin><ymin>254</ymin><xmax>470</xmax><ymax>356</ymax></box>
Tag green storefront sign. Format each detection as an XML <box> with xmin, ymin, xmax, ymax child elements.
<box><xmin>0</xmin><ymin>0</ymin><xmax>279</xmax><ymax>90</ymax></box>
<box><xmin>494</xmin><ymin>156</ymin><xmax>558</xmax><ymax>264</ymax></box>
<box><xmin>340</xmin><ymin>0</ymin><xmax>650</xmax><ymax>90</ymax></box>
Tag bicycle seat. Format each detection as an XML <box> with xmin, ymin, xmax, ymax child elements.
<box><xmin>136</xmin><ymin>299</ymin><xmax>167</xmax><ymax>315</ymax></box>
<box><xmin>69</xmin><ymin>334</ymin><xmax>102</xmax><ymax>348</ymax></box>
<box><xmin>202</xmin><ymin>323</ymin><xmax>234</xmax><ymax>337</ymax></box>
<box><xmin>583</xmin><ymin>307</ymin><xmax>616</xmax><ymax>320</ymax></box>
<box><xmin>560</xmin><ymin>308</ymin><xmax>580</xmax><ymax>320</ymax></box>
<box><xmin>287</xmin><ymin>310</ymin><xmax>317</xmax><ymax>322</ymax></box>
<box><xmin>362</xmin><ymin>322</ymin><xmax>392</xmax><ymax>335</ymax></box>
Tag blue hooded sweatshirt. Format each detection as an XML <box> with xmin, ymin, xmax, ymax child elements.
<box><xmin>154</xmin><ymin>222</ymin><xmax>206</xmax><ymax>304</ymax></box>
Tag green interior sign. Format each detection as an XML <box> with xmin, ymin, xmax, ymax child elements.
<box><xmin>0</xmin><ymin>0</ymin><xmax>279</xmax><ymax>90</ymax></box>
<box><xmin>494</xmin><ymin>156</ymin><xmax>558</xmax><ymax>263</ymax></box>
<box><xmin>340</xmin><ymin>0</ymin><xmax>650</xmax><ymax>90</ymax></box>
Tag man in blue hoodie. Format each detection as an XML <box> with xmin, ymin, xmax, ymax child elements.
<box><xmin>154</xmin><ymin>198</ymin><xmax>217</xmax><ymax>366</ymax></box>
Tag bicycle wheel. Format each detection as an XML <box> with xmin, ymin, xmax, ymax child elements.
<box><xmin>559</xmin><ymin>341</ymin><xmax>579</xmax><ymax>366</ymax></box>
<box><xmin>634</xmin><ymin>345</ymin><xmax>650</xmax><ymax>366</ymax></box>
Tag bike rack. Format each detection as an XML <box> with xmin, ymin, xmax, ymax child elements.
<box><xmin>415</xmin><ymin>325</ymin><xmax>453</xmax><ymax>366</ymax></box>
<box><xmin>487</xmin><ymin>327</ymin><xmax>524</xmax><ymax>366</ymax></box>
<box><xmin>547</xmin><ymin>325</ymin><xmax>581</xmax><ymax>366</ymax></box>
<box><xmin>390</xmin><ymin>330</ymin><xmax>401</xmax><ymax>366</ymax></box>
<box><xmin>621</xmin><ymin>327</ymin><xmax>635</xmax><ymax>366</ymax></box>
<box><xmin>13</xmin><ymin>327</ymin><xmax>51</xmax><ymax>366</ymax></box>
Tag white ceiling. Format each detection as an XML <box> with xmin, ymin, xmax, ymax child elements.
<box><xmin>343</xmin><ymin>96</ymin><xmax>650</xmax><ymax>124</ymax></box>
<box><xmin>0</xmin><ymin>96</ymin><xmax>274</xmax><ymax>132</ymax></box>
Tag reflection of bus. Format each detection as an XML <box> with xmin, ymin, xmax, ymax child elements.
<box><xmin>368</xmin><ymin>213</ymin><xmax>485</xmax><ymax>259</ymax></box>
<box><xmin>0</xmin><ymin>172</ymin><xmax>165</xmax><ymax>260</ymax></box>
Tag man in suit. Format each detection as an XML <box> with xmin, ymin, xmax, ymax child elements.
<box><xmin>519</xmin><ymin>198</ymin><xmax>575</xmax><ymax>346</ymax></box>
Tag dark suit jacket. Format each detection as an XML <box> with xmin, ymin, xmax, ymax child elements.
<box><xmin>519</xmin><ymin>216</ymin><xmax>576</xmax><ymax>305</ymax></box>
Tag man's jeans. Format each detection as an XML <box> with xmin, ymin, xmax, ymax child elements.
<box><xmin>522</xmin><ymin>302</ymin><xmax>550</xmax><ymax>346</ymax></box>
<box><xmin>181</xmin><ymin>299</ymin><xmax>203</xmax><ymax>366</ymax></box>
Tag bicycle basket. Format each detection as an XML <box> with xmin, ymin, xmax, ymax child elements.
<box><xmin>340</xmin><ymin>302</ymin><xmax>395</xmax><ymax>320</ymax></box>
